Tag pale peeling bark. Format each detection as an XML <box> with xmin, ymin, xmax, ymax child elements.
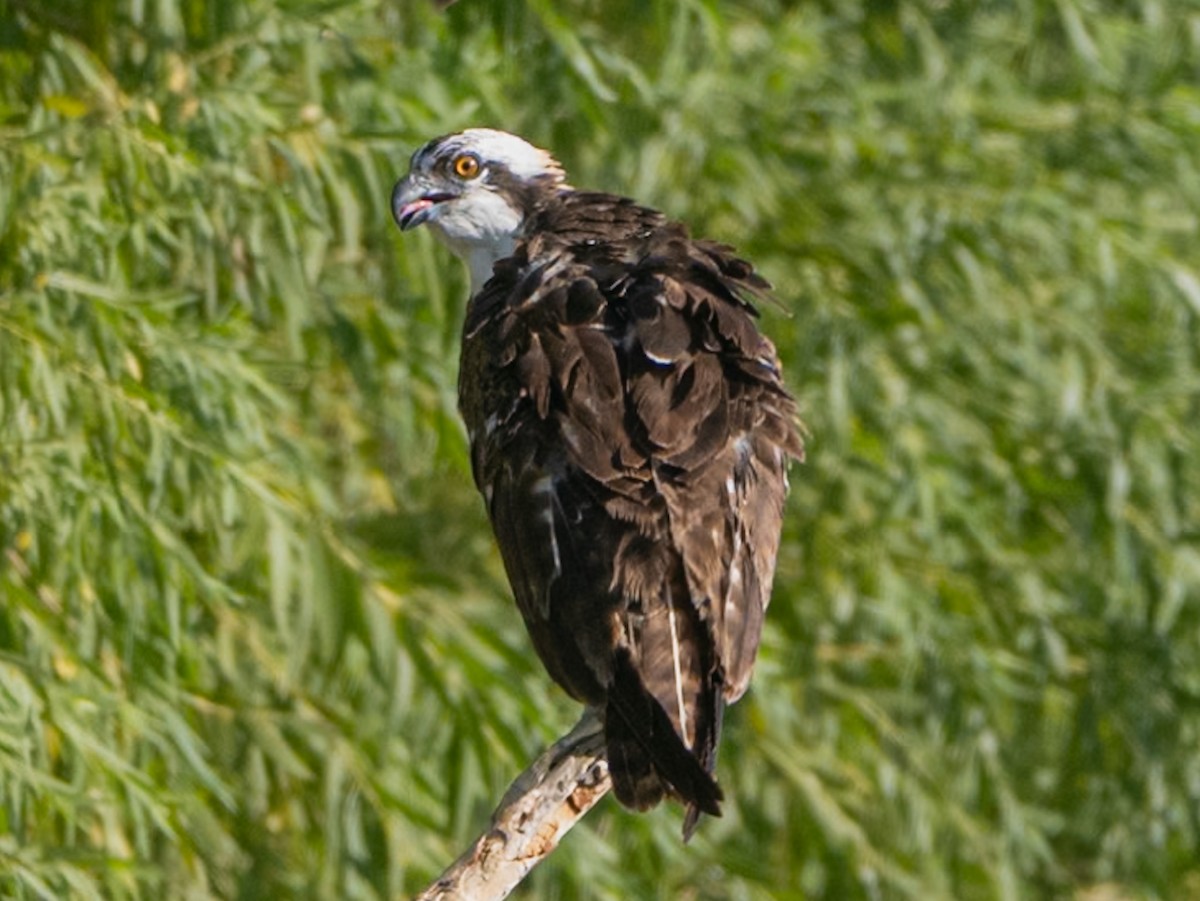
<box><xmin>414</xmin><ymin>710</ymin><xmax>611</xmax><ymax>901</ymax></box>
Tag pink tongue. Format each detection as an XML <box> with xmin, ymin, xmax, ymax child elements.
<box><xmin>400</xmin><ymin>198</ymin><xmax>434</xmax><ymax>220</ymax></box>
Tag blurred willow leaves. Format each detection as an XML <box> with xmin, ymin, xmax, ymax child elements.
<box><xmin>1</xmin><ymin>0</ymin><xmax>1199</xmax><ymax>898</ymax></box>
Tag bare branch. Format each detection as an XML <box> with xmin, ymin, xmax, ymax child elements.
<box><xmin>414</xmin><ymin>709</ymin><xmax>611</xmax><ymax>901</ymax></box>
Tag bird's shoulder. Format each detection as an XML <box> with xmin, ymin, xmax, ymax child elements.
<box><xmin>465</xmin><ymin>189</ymin><xmax>774</xmax><ymax>359</ymax></box>
<box><xmin>460</xmin><ymin>188</ymin><xmax>802</xmax><ymax>480</ymax></box>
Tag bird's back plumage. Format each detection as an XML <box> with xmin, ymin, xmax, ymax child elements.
<box><xmin>456</xmin><ymin>188</ymin><xmax>803</xmax><ymax>835</ymax></box>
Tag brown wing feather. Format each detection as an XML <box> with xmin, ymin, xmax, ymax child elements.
<box><xmin>458</xmin><ymin>190</ymin><xmax>803</xmax><ymax>834</ymax></box>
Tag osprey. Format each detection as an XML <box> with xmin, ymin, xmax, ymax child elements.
<box><xmin>392</xmin><ymin>129</ymin><xmax>803</xmax><ymax>837</ymax></box>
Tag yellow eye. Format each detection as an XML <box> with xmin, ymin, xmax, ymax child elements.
<box><xmin>453</xmin><ymin>153</ymin><xmax>481</xmax><ymax>179</ymax></box>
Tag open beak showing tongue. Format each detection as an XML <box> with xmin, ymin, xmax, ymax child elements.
<box><xmin>397</xmin><ymin>197</ymin><xmax>435</xmax><ymax>231</ymax></box>
<box><xmin>392</xmin><ymin>180</ymin><xmax>456</xmax><ymax>231</ymax></box>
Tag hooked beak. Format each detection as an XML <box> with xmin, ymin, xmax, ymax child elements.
<box><xmin>391</xmin><ymin>175</ymin><xmax>456</xmax><ymax>231</ymax></box>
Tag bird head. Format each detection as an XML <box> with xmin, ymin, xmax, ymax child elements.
<box><xmin>392</xmin><ymin>128</ymin><xmax>568</xmax><ymax>291</ymax></box>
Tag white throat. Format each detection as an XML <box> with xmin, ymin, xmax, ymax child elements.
<box><xmin>466</xmin><ymin>240</ymin><xmax>515</xmax><ymax>295</ymax></box>
<box><xmin>426</xmin><ymin>189</ymin><xmax>524</xmax><ymax>296</ymax></box>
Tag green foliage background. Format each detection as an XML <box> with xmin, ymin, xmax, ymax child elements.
<box><xmin>2</xmin><ymin>0</ymin><xmax>1199</xmax><ymax>898</ymax></box>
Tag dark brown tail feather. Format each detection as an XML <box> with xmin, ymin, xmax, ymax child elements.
<box><xmin>605</xmin><ymin>701</ymin><xmax>666</xmax><ymax>811</ymax></box>
<box><xmin>605</xmin><ymin>649</ymin><xmax>723</xmax><ymax>827</ymax></box>
<box><xmin>681</xmin><ymin>688</ymin><xmax>725</xmax><ymax>840</ymax></box>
